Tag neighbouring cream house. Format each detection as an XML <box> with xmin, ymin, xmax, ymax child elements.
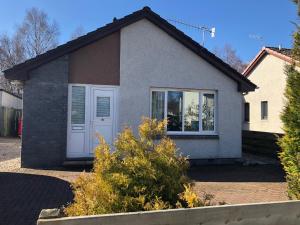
<box><xmin>243</xmin><ymin>46</ymin><xmax>293</xmax><ymax>134</ymax></box>
<box><xmin>4</xmin><ymin>7</ymin><xmax>256</xmax><ymax>168</ymax></box>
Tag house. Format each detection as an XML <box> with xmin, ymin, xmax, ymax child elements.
<box><xmin>243</xmin><ymin>46</ymin><xmax>292</xmax><ymax>134</ymax></box>
<box><xmin>4</xmin><ymin>7</ymin><xmax>256</xmax><ymax>168</ymax></box>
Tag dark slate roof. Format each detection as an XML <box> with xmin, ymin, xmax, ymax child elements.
<box><xmin>266</xmin><ymin>47</ymin><xmax>292</xmax><ymax>57</ymax></box>
<box><xmin>3</xmin><ymin>6</ymin><xmax>256</xmax><ymax>92</ymax></box>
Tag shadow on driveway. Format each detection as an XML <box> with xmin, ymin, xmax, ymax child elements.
<box><xmin>0</xmin><ymin>172</ymin><xmax>73</xmax><ymax>225</ymax></box>
<box><xmin>188</xmin><ymin>165</ymin><xmax>285</xmax><ymax>182</ymax></box>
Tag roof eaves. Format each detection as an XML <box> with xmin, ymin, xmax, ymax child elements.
<box><xmin>243</xmin><ymin>47</ymin><xmax>293</xmax><ymax>77</ymax></box>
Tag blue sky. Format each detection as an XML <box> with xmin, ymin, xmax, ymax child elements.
<box><xmin>0</xmin><ymin>0</ymin><xmax>297</xmax><ymax>62</ymax></box>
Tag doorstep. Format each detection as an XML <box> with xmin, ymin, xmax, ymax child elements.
<box><xmin>63</xmin><ymin>158</ymin><xmax>94</xmax><ymax>167</ymax></box>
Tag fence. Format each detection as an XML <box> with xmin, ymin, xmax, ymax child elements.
<box><xmin>242</xmin><ymin>130</ymin><xmax>283</xmax><ymax>158</ymax></box>
<box><xmin>37</xmin><ymin>200</ymin><xmax>300</xmax><ymax>225</ymax></box>
<box><xmin>0</xmin><ymin>106</ymin><xmax>22</xmax><ymax>137</ymax></box>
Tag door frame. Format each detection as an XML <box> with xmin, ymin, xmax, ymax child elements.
<box><xmin>67</xmin><ymin>84</ymin><xmax>119</xmax><ymax>158</ymax></box>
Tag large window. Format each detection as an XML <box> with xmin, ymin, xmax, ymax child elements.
<box><xmin>261</xmin><ymin>101</ymin><xmax>268</xmax><ymax>120</ymax></box>
<box><xmin>151</xmin><ymin>89</ymin><xmax>216</xmax><ymax>134</ymax></box>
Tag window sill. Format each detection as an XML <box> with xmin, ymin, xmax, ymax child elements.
<box><xmin>167</xmin><ymin>134</ymin><xmax>219</xmax><ymax>140</ymax></box>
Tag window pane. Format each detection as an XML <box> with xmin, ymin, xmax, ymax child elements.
<box><xmin>97</xmin><ymin>97</ymin><xmax>110</xmax><ymax>117</ymax></box>
<box><xmin>167</xmin><ymin>91</ymin><xmax>183</xmax><ymax>131</ymax></box>
<box><xmin>151</xmin><ymin>91</ymin><xmax>165</xmax><ymax>120</ymax></box>
<box><xmin>71</xmin><ymin>86</ymin><xmax>85</xmax><ymax>124</ymax></box>
<box><xmin>202</xmin><ymin>93</ymin><xmax>215</xmax><ymax>131</ymax></box>
<box><xmin>244</xmin><ymin>103</ymin><xmax>250</xmax><ymax>122</ymax></box>
<box><xmin>184</xmin><ymin>92</ymin><xmax>199</xmax><ymax>131</ymax></box>
<box><xmin>261</xmin><ymin>101</ymin><xmax>268</xmax><ymax>120</ymax></box>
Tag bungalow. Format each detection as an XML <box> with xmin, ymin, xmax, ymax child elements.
<box><xmin>4</xmin><ymin>7</ymin><xmax>256</xmax><ymax>168</ymax></box>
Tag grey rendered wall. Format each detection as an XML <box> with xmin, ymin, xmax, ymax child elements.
<box><xmin>21</xmin><ymin>55</ymin><xmax>68</xmax><ymax>168</ymax></box>
<box><xmin>119</xmin><ymin>19</ymin><xmax>243</xmax><ymax>159</ymax></box>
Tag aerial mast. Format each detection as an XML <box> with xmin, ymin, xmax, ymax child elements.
<box><xmin>167</xmin><ymin>18</ymin><xmax>216</xmax><ymax>46</ymax></box>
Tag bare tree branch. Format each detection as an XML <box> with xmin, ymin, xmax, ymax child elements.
<box><xmin>70</xmin><ymin>26</ymin><xmax>85</xmax><ymax>40</ymax></box>
<box><xmin>17</xmin><ymin>7</ymin><xmax>59</xmax><ymax>58</ymax></box>
<box><xmin>213</xmin><ymin>44</ymin><xmax>247</xmax><ymax>73</ymax></box>
<box><xmin>0</xmin><ymin>7</ymin><xmax>60</xmax><ymax>96</ymax></box>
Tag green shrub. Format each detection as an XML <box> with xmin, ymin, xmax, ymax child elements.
<box><xmin>65</xmin><ymin>118</ymin><xmax>208</xmax><ymax>216</ymax></box>
<box><xmin>278</xmin><ymin>29</ymin><xmax>300</xmax><ymax>200</ymax></box>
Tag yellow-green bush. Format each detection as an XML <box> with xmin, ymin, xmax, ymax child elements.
<box><xmin>65</xmin><ymin>118</ymin><xmax>208</xmax><ymax>216</ymax></box>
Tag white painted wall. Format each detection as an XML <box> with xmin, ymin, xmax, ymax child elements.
<box><xmin>119</xmin><ymin>19</ymin><xmax>243</xmax><ymax>159</ymax></box>
<box><xmin>0</xmin><ymin>91</ymin><xmax>22</xmax><ymax>109</ymax></box>
<box><xmin>243</xmin><ymin>54</ymin><xmax>288</xmax><ymax>133</ymax></box>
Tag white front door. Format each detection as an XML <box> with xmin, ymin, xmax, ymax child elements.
<box><xmin>67</xmin><ymin>85</ymin><xmax>118</xmax><ymax>158</ymax></box>
<box><xmin>90</xmin><ymin>88</ymin><xmax>114</xmax><ymax>154</ymax></box>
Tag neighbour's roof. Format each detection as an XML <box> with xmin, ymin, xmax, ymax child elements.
<box><xmin>0</xmin><ymin>89</ymin><xmax>22</xmax><ymax>99</ymax></box>
<box><xmin>243</xmin><ymin>46</ymin><xmax>293</xmax><ymax>77</ymax></box>
<box><xmin>3</xmin><ymin>6</ymin><xmax>256</xmax><ymax>92</ymax></box>
<box><xmin>266</xmin><ymin>47</ymin><xmax>292</xmax><ymax>57</ymax></box>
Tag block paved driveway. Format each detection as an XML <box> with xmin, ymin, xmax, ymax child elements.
<box><xmin>0</xmin><ymin>138</ymin><xmax>78</xmax><ymax>225</ymax></box>
<box><xmin>0</xmin><ymin>172</ymin><xmax>73</xmax><ymax>225</ymax></box>
<box><xmin>0</xmin><ymin>137</ymin><xmax>288</xmax><ymax>225</ymax></box>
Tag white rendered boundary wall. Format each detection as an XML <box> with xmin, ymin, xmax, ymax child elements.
<box><xmin>38</xmin><ymin>201</ymin><xmax>300</xmax><ymax>225</ymax></box>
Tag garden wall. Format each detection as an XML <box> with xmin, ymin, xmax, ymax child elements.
<box><xmin>37</xmin><ymin>200</ymin><xmax>300</xmax><ymax>225</ymax></box>
<box><xmin>242</xmin><ymin>130</ymin><xmax>283</xmax><ymax>158</ymax></box>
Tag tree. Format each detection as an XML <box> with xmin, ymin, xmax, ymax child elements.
<box><xmin>0</xmin><ymin>33</ymin><xmax>26</xmax><ymax>94</ymax></box>
<box><xmin>0</xmin><ymin>7</ymin><xmax>59</xmax><ymax>95</ymax></box>
<box><xmin>214</xmin><ymin>44</ymin><xmax>247</xmax><ymax>73</ymax></box>
<box><xmin>65</xmin><ymin>118</ymin><xmax>213</xmax><ymax>216</ymax></box>
<box><xmin>17</xmin><ymin>7</ymin><xmax>59</xmax><ymax>58</ymax></box>
<box><xmin>70</xmin><ymin>26</ymin><xmax>85</xmax><ymax>40</ymax></box>
<box><xmin>278</xmin><ymin>2</ymin><xmax>300</xmax><ymax>200</ymax></box>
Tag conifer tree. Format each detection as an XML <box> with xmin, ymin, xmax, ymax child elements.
<box><xmin>279</xmin><ymin>28</ymin><xmax>300</xmax><ymax>199</ymax></box>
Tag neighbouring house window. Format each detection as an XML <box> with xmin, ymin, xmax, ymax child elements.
<box><xmin>151</xmin><ymin>89</ymin><xmax>216</xmax><ymax>134</ymax></box>
<box><xmin>97</xmin><ymin>97</ymin><xmax>110</xmax><ymax>117</ymax></box>
<box><xmin>71</xmin><ymin>86</ymin><xmax>85</xmax><ymax>124</ymax></box>
<box><xmin>261</xmin><ymin>101</ymin><xmax>268</xmax><ymax>120</ymax></box>
<box><xmin>151</xmin><ymin>91</ymin><xmax>165</xmax><ymax>121</ymax></box>
<box><xmin>244</xmin><ymin>103</ymin><xmax>250</xmax><ymax>122</ymax></box>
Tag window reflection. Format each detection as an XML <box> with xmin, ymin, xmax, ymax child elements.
<box><xmin>202</xmin><ymin>93</ymin><xmax>215</xmax><ymax>131</ymax></box>
<box><xmin>184</xmin><ymin>92</ymin><xmax>199</xmax><ymax>131</ymax></box>
<box><xmin>167</xmin><ymin>91</ymin><xmax>183</xmax><ymax>131</ymax></box>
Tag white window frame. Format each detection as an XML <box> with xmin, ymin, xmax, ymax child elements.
<box><xmin>150</xmin><ymin>88</ymin><xmax>217</xmax><ymax>135</ymax></box>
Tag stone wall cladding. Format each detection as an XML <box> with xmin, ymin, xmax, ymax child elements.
<box><xmin>21</xmin><ymin>55</ymin><xmax>69</xmax><ymax>168</ymax></box>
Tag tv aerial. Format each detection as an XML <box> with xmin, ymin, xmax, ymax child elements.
<box><xmin>167</xmin><ymin>18</ymin><xmax>216</xmax><ymax>46</ymax></box>
<box><xmin>249</xmin><ymin>34</ymin><xmax>264</xmax><ymax>47</ymax></box>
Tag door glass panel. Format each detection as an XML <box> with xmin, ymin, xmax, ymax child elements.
<box><xmin>184</xmin><ymin>92</ymin><xmax>199</xmax><ymax>131</ymax></box>
<box><xmin>167</xmin><ymin>91</ymin><xmax>183</xmax><ymax>131</ymax></box>
<box><xmin>71</xmin><ymin>86</ymin><xmax>85</xmax><ymax>124</ymax></box>
<box><xmin>96</xmin><ymin>97</ymin><xmax>110</xmax><ymax>117</ymax></box>
<box><xmin>202</xmin><ymin>93</ymin><xmax>215</xmax><ymax>131</ymax></box>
